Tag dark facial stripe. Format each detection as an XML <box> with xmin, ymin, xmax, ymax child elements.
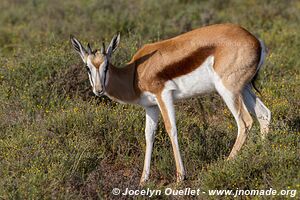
<box><xmin>86</xmin><ymin>65</ymin><xmax>94</xmax><ymax>86</ymax></box>
<box><xmin>85</xmin><ymin>65</ymin><xmax>91</xmax><ymax>74</ymax></box>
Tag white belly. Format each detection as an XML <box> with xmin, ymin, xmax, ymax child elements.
<box><xmin>138</xmin><ymin>56</ymin><xmax>216</xmax><ymax>106</ymax></box>
<box><xmin>171</xmin><ymin>55</ymin><xmax>215</xmax><ymax>100</ymax></box>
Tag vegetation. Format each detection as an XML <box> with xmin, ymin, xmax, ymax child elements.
<box><xmin>0</xmin><ymin>0</ymin><xmax>299</xmax><ymax>199</ymax></box>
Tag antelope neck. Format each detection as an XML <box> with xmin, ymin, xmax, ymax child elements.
<box><xmin>105</xmin><ymin>63</ymin><xmax>140</xmax><ymax>103</ymax></box>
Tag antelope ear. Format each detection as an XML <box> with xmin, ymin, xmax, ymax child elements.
<box><xmin>106</xmin><ymin>32</ymin><xmax>120</xmax><ymax>57</ymax></box>
<box><xmin>70</xmin><ymin>35</ymin><xmax>88</xmax><ymax>62</ymax></box>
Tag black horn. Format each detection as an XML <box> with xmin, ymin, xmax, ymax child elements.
<box><xmin>87</xmin><ymin>43</ymin><xmax>92</xmax><ymax>54</ymax></box>
<box><xmin>101</xmin><ymin>42</ymin><xmax>106</xmax><ymax>54</ymax></box>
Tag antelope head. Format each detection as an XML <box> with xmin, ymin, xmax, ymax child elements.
<box><xmin>70</xmin><ymin>33</ymin><xmax>120</xmax><ymax>96</ymax></box>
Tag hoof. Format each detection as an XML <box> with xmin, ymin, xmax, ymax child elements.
<box><xmin>227</xmin><ymin>155</ymin><xmax>235</xmax><ymax>161</ymax></box>
<box><xmin>139</xmin><ymin>177</ymin><xmax>149</xmax><ymax>187</ymax></box>
<box><xmin>176</xmin><ymin>172</ymin><xmax>186</xmax><ymax>182</ymax></box>
<box><xmin>227</xmin><ymin>149</ymin><xmax>238</xmax><ymax>160</ymax></box>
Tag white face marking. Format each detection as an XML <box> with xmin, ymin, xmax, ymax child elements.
<box><xmin>86</xmin><ymin>57</ymin><xmax>106</xmax><ymax>96</ymax></box>
<box><xmin>170</xmin><ymin>56</ymin><xmax>216</xmax><ymax>100</ymax></box>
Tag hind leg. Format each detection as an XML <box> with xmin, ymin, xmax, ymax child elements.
<box><xmin>242</xmin><ymin>85</ymin><xmax>271</xmax><ymax>138</ymax></box>
<box><xmin>215</xmin><ymin>82</ymin><xmax>253</xmax><ymax>159</ymax></box>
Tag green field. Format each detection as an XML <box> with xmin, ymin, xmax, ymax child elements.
<box><xmin>0</xmin><ymin>0</ymin><xmax>299</xmax><ymax>199</ymax></box>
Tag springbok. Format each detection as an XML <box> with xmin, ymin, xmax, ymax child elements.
<box><xmin>70</xmin><ymin>23</ymin><xmax>271</xmax><ymax>185</ymax></box>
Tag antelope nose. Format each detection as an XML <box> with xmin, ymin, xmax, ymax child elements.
<box><xmin>94</xmin><ymin>88</ymin><xmax>103</xmax><ymax>96</ymax></box>
<box><xmin>94</xmin><ymin>85</ymin><xmax>101</xmax><ymax>93</ymax></box>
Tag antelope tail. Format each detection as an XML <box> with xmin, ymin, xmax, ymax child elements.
<box><xmin>251</xmin><ymin>38</ymin><xmax>267</xmax><ymax>95</ymax></box>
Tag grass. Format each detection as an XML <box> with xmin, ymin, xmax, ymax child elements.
<box><xmin>0</xmin><ymin>0</ymin><xmax>299</xmax><ymax>199</ymax></box>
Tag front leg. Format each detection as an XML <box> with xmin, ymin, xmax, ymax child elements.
<box><xmin>140</xmin><ymin>106</ymin><xmax>159</xmax><ymax>186</ymax></box>
<box><xmin>156</xmin><ymin>90</ymin><xmax>186</xmax><ymax>182</ymax></box>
